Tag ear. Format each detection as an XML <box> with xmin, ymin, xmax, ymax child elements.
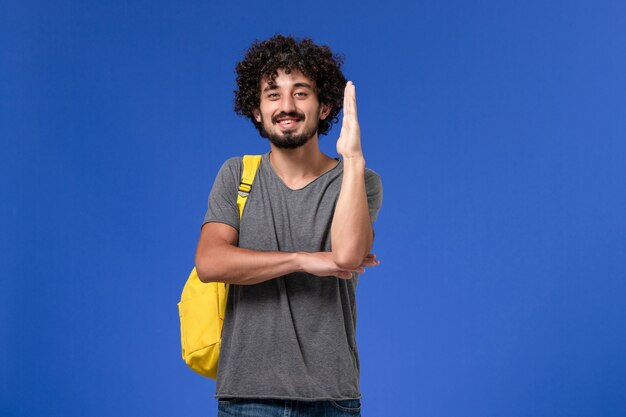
<box><xmin>252</xmin><ymin>108</ymin><xmax>261</xmax><ymax>123</ymax></box>
<box><xmin>319</xmin><ymin>103</ymin><xmax>331</xmax><ymax>120</ymax></box>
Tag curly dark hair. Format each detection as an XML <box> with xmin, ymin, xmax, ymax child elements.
<box><xmin>234</xmin><ymin>34</ymin><xmax>347</xmax><ymax>137</ymax></box>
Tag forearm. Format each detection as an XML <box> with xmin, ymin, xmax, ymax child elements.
<box><xmin>196</xmin><ymin>245</ymin><xmax>301</xmax><ymax>285</ymax></box>
<box><xmin>331</xmin><ymin>156</ymin><xmax>373</xmax><ymax>269</ymax></box>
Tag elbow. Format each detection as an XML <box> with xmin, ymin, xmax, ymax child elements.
<box><xmin>195</xmin><ymin>255</ymin><xmax>223</xmax><ymax>283</ymax></box>
<box><xmin>332</xmin><ymin>251</ymin><xmax>365</xmax><ymax>271</ymax></box>
<box><xmin>332</xmin><ymin>235</ymin><xmax>373</xmax><ymax>271</ymax></box>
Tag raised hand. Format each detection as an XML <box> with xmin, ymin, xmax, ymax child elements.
<box><xmin>336</xmin><ymin>81</ymin><xmax>363</xmax><ymax>159</ymax></box>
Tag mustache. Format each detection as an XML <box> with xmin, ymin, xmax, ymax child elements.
<box><xmin>272</xmin><ymin>112</ymin><xmax>305</xmax><ymax>124</ymax></box>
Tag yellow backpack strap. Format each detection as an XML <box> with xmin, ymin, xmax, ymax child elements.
<box><xmin>236</xmin><ymin>155</ymin><xmax>262</xmax><ymax>217</ymax></box>
<box><xmin>224</xmin><ymin>155</ymin><xmax>261</xmax><ymax>320</ymax></box>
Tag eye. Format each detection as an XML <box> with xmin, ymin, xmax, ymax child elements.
<box><xmin>267</xmin><ymin>93</ymin><xmax>279</xmax><ymax>100</ymax></box>
<box><xmin>295</xmin><ymin>91</ymin><xmax>308</xmax><ymax>98</ymax></box>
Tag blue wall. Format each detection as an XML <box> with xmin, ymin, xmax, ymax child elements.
<box><xmin>2</xmin><ymin>1</ymin><xmax>625</xmax><ymax>416</ymax></box>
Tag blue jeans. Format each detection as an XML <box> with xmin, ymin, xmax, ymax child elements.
<box><xmin>217</xmin><ymin>398</ymin><xmax>361</xmax><ymax>417</ymax></box>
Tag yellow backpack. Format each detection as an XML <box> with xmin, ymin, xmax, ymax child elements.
<box><xmin>178</xmin><ymin>155</ymin><xmax>262</xmax><ymax>378</ymax></box>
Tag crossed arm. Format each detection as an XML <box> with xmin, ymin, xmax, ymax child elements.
<box><xmin>195</xmin><ymin>82</ymin><xmax>378</xmax><ymax>284</ymax></box>
<box><xmin>195</xmin><ymin>223</ymin><xmax>377</xmax><ymax>284</ymax></box>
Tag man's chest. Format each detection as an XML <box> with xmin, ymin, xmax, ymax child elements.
<box><xmin>238</xmin><ymin>174</ymin><xmax>341</xmax><ymax>252</ymax></box>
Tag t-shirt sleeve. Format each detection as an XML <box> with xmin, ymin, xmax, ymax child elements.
<box><xmin>365</xmin><ymin>168</ymin><xmax>383</xmax><ymax>223</ymax></box>
<box><xmin>202</xmin><ymin>157</ymin><xmax>242</xmax><ymax>232</ymax></box>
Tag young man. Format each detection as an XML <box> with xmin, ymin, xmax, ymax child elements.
<box><xmin>195</xmin><ymin>35</ymin><xmax>383</xmax><ymax>417</ymax></box>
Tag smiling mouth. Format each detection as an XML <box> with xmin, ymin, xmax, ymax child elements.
<box><xmin>277</xmin><ymin>119</ymin><xmax>299</xmax><ymax>129</ymax></box>
<box><xmin>272</xmin><ymin>112</ymin><xmax>304</xmax><ymax>128</ymax></box>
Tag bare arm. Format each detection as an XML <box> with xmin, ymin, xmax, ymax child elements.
<box><xmin>331</xmin><ymin>81</ymin><xmax>375</xmax><ymax>269</ymax></box>
<box><xmin>195</xmin><ymin>222</ymin><xmax>378</xmax><ymax>284</ymax></box>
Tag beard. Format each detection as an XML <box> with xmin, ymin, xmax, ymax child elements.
<box><xmin>266</xmin><ymin>126</ymin><xmax>318</xmax><ymax>149</ymax></box>
<box><xmin>261</xmin><ymin>111</ymin><xmax>320</xmax><ymax>149</ymax></box>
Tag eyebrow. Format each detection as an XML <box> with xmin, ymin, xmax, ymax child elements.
<box><xmin>262</xmin><ymin>82</ymin><xmax>314</xmax><ymax>93</ymax></box>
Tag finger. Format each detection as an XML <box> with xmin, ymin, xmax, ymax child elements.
<box><xmin>336</xmin><ymin>265</ymin><xmax>364</xmax><ymax>278</ymax></box>
<box><xmin>343</xmin><ymin>82</ymin><xmax>351</xmax><ymax>116</ymax></box>
<box><xmin>343</xmin><ymin>84</ymin><xmax>358</xmax><ymax>129</ymax></box>
<box><xmin>360</xmin><ymin>259</ymin><xmax>380</xmax><ymax>268</ymax></box>
<box><xmin>351</xmin><ymin>83</ymin><xmax>358</xmax><ymax>122</ymax></box>
<box><xmin>335</xmin><ymin>271</ymin><xmax>353</xmax><ymax>279</ymax></box>
<box><xmin>361</xmin><ymin>254</ymin><xmax>380</xmax><ymax>266</ymax></box>
<box><xmin>344</xmin><ymin>81</ymin><xmax>355</xmax><ymax>118</ymax></box>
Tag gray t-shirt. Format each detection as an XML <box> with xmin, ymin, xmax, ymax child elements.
<box><xmin>203</xmin><ymin>153</ymin><xmax>383</xmax><ymax>401</ymax></box>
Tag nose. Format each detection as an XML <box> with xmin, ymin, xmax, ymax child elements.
<box><xmin>279</xmin><ymin>94</ymin><xmax>297</xmax><ymax>113</ymax></box>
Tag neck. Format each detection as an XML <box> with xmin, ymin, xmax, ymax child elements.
<box><xmin>268</xmin><ymin>136</ymin><xmax>337</xmax><ymax>186</ymax></box>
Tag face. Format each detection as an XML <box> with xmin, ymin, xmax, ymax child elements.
<box><xmin>253</xmin><ymin>69</ymin><xmax>330</xmax><ymax>149</ymax></box>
